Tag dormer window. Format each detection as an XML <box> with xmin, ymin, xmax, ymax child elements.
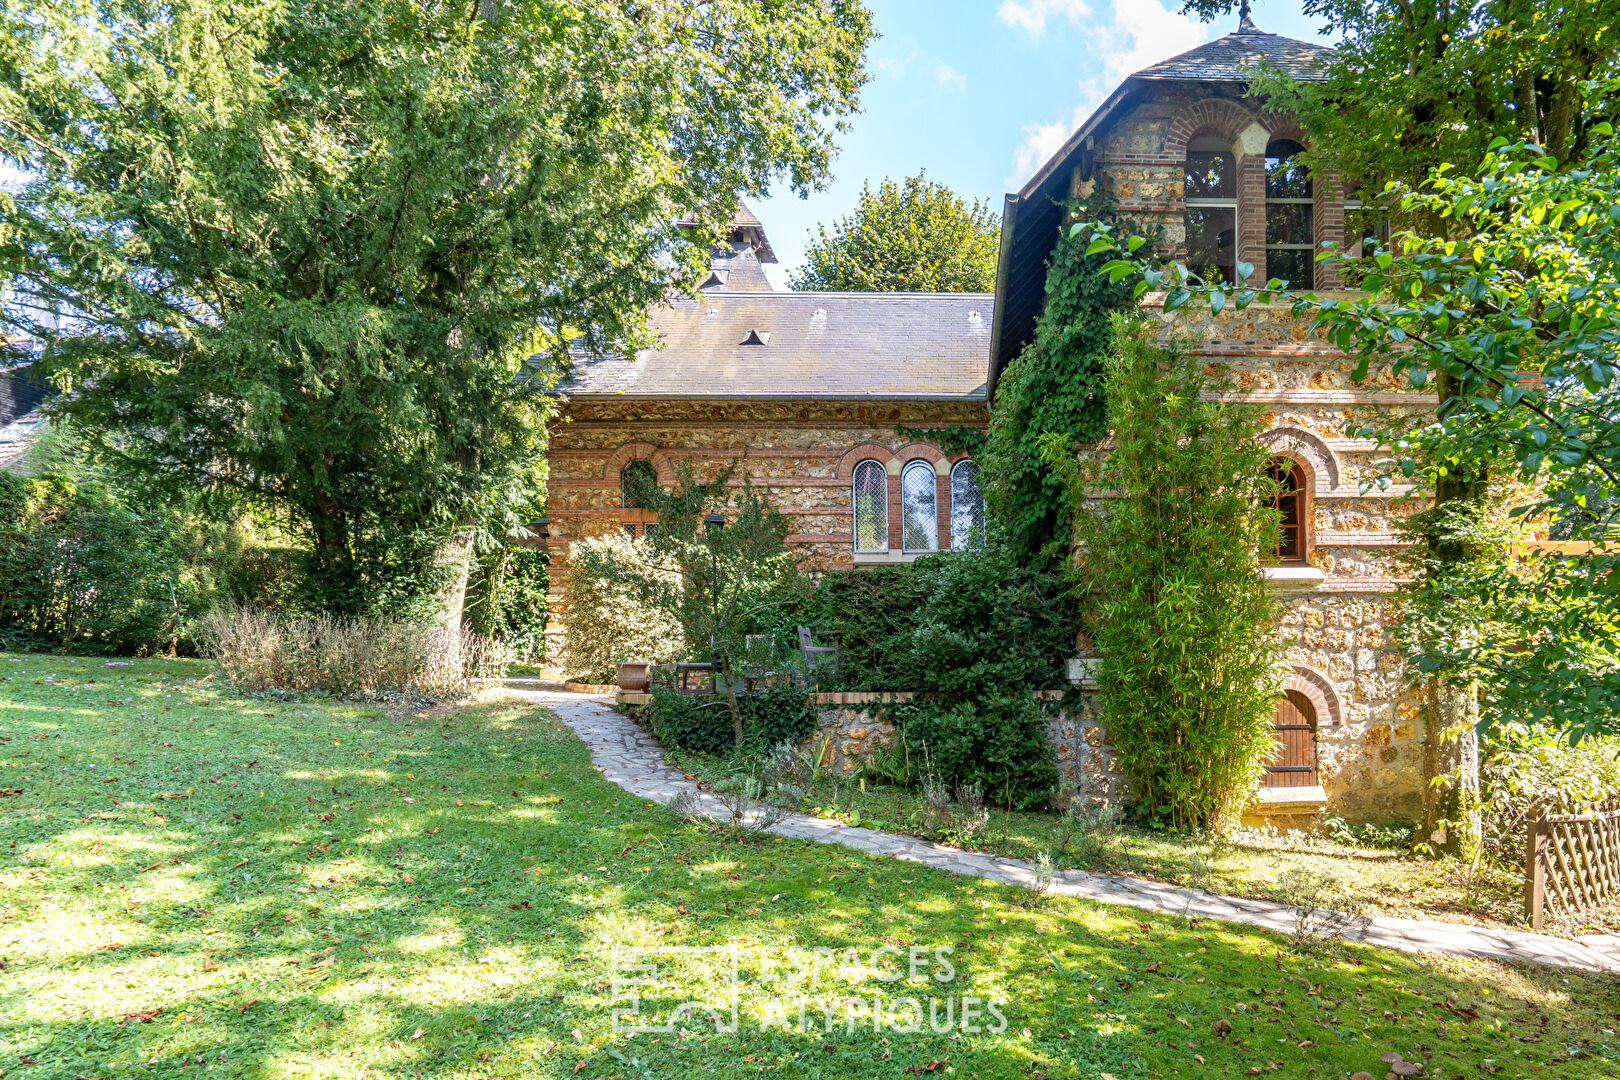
<box><xmin>1265</xmin><ymin>139</ymin><xmax>1313</xmax><ymax>289</ymax></box>
<box><xmin>1184</xmin><ymin>137</ymin><xmax>1237</xmax><ymax>284</ymax></box>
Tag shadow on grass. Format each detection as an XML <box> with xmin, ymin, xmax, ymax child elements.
<box><xmin>2</xmin><ymin>656</ymin><xmax>1618</xmax><ymax>1079</ymax></box>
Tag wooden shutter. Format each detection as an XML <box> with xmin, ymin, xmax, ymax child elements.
<box><xmin>1264</xmin><ymin>690</ymin><xmax>1318</xmax><ymax>788</ymax></box>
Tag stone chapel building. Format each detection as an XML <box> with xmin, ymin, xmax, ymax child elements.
<box><xmin>541</xmin><ymin>14</ymin><xmax>1428</xmax><ymax>825</ymax></box>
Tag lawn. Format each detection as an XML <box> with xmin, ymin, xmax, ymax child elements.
<box><xmin>659</xmin><ymin>749</ymin><xmax>1541</xmax><ymax>935</ymax></box>
<box><xmin>3</xmin><ymin>654</ymin><xmax>1617</xmax><ymax>1080</ymax></box>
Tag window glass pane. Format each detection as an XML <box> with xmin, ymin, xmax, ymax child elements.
<box><xmin>1268</xmin><ymin>459</ymin><xmax>1304</xmax><ymax>561</ymax></box>
<box><xmin>852</xmin><ymin>460</ymin><xmax>888</xmax><ymax>552</ymax></box>
<box><xmin>1184</xmin><ymin>151</ymin><xmax>1235</xmax><ymax>199</ymax></box>
<box><xmin>901</xmin><ymin>461</ymin><xmax>938</xmax><ymax>552</ymax></box>
<box><xmin>620</xmin><ymin>459</ymin><xmax>658</xmax><ymax>509</ymax></box>
<box><xmin>1267</xmin><ymin>248</ymin><xmax>1313</xmax><ymax>290</ymax></box>
<box><xmin>1185</xmin><ymin>206</ymin><xmax>1236</xmax><ymax>284</ymax></box>
<box><xmin>1265</xmin><ymin>140</ymin><xmax>1311</xmax><ymax>199</ymax></box>
<box><xmin>1265</xmin><ymin>202</ymin><xmax>1313</xmax><ymax>246</ymax></box>
<box><xmin>950</xmin><ymin>460</ymin><xmax>985</xmax><ymax>551</ymax></box>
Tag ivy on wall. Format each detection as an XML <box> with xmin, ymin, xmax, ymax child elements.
<box><xmin>981</xmin><ymin>197</ymin><xmax>1136</xmax><ymax>566</ymax></box>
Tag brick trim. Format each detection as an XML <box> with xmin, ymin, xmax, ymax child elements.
<box><xmin>1284</xmin><ymin>667</ymin><xmax>1341</xmax><ymax>728</ymax></box>
<box><xmin>600</xmin><ymin>442</ymin><xmax>676</xmax><ymax>486</ymax></box>
<box><xmin>835</xmin><ymin>442</ymin><xmax>896</xmax><ymax>480</ymax></box>
<box><xmin>1257</xmin><ymin>426</ymin><xmax>1341</xmax><ymax>493</ymax></box>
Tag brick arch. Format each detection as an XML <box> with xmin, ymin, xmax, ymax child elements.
<box><xmin>601</xmin><ymin>442</ymin><xmax>675</xmax><ymax>486</ymax></box>
<box><xmin>1165</xmin><ymin>98</ymin><xmax>1262</xmax><ymax>158</ymax></box>
<box><xmin>1258</xmin><ymin>426</ymin><xmax>1341</xmax><ymax>494</ymax></box>
<box><xmin>1284</xmin><ymin>665</ymin><xmax>1341</xmax><ymax>729</ymax></box>
<box><xmin>891</xmin><ymin>442</ymin><xmax>946</xmax><ymax>467</ymax></box>
<box><xmin>1257</xmin><ymin>113</ymin><xmax>1308</xmax><ymax>149</ymax></box>
<box><xmin>835</xmin><ymin>442</ymin><xmax>895</xmax><ymax>480</ymax></box>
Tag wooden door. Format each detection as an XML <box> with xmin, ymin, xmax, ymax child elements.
<box><xmin>1264</xmin><ymin>690</ymin><xmax>1318</xmax><ymax>787</ymax></box>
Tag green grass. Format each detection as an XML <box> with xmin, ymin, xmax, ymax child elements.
<box><xmin>2</xmin><ymin>653</ymin><xmax>1617</xmax><ymax>1080</ymax></box>
<box><xmin>665</xmin><ymin>748</ymin><xmax>1534</xmax><ymax>933</ymax></box>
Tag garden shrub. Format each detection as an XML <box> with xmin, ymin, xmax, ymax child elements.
<box><xmin>1046</xmin><ymin>318</ymin><xmax>1285</xmax><ymax>831</ymax></box>
<box><xmin>786</xmin><ymin>564</ymin><xmax>933</xmax><ymax>691</ymax></box>
<box><xmin>560</xmin><ymin>533</ymin><xmax>684</xmax><ymax>682</ymax></box>
<box><xmin>645</xmin><ymin>684</ymin><xmax>815</xmax><ymax>757</ymax></box>
<box><xmin>465</xmin><ymin>543</ymin><xmax>549</xmax><ymax>662</ymax></box>
<box><xmin>0</xmin><ymin>472</ymin><xmax>192</xmax><ymax>654</ymax></box>
<box><xmin>891</xmin><ymin>692</ymin><xmax>1058</xmax><ymax>811</ymax></box>
<box><xmin>195</xmin><ymin>606</ymin><xmax>508</xmax><ymax>699</ymax></box>
<box><xmin>1480</xmin><ymin>724</ymin><xmax>1620</xmax><ymax>862</ymax></box>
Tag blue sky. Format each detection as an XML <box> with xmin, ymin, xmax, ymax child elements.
<box><xmin>754</xmin><ymin>0</ymin><xmax>1338</xmax><ymax>287</ymax></box>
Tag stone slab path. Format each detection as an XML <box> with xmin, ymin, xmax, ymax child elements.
<box><xmin>505</xmin><ymin>684</ymin><xmax>1620</xmax><ymax>976</ymax></box>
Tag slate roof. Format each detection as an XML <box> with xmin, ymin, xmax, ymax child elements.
<box><xmin>557</xmin><ymin>291</ymin><xmax>993</xmax><ymax>399</ymax></box>
<box><xmin>1134</xmin><ymin>27</ymin><xmax>1331</xmax><ymax>83</ymax></box>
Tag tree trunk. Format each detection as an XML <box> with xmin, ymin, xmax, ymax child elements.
<box><xmin>310</xmin><ymin>489</ymin><xmax>352</xmax><ymax>611</ymax></box>
<box><xmin>435</xmin><ymin>523</ymin><xmax>477</xmax><ymax>639</ymax></box>
<box><xmin>1420</xmin><ymin>369</ymin><xmax>1487</xmax><ymax>859</ymax></box>
<box><xmin>720</xmin><ymin>651</ymin><xmax>746</xmax><ymax>753</ymax></box>
<box><xmin>1422</xmin><ymin>675</ymin><xmax>1482</xmax><ymax>860</ymax></box>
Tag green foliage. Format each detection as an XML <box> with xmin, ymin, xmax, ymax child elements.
<box><xmin>1090</xmin><ymin>133</ymin><xmax>1620</xmax><ymax>738</ymax></box>
<box><xmin>982</xmin><ymin>198</ymin><xmax>1135</xmax><ymax>566</ymax></box>
<box><xmin>0</xmin><ymin>0</ymin><xmax>872</xmax><ymax>613</ymax></box>
<box><xmin>0</xmin><ymin>472</ymin><xmax>187</xmax><ymax>654</ymax></box>
<box><xmin>789</xmin><ymin>172</ymin><xmax>999</xmax><ymax>292</ymax></box>
<box><xmin>464</xmin><ymin>543</ymin><xmax>550</xmax><ymax>663</ymax></box>
<box><xmin>1046</xmin><ymin>319</ymin><xmax>1284</xmax><ymax>831</ymax></box>
<box><xmin>889</xmin><ymin>693</ymin><xmax>1058</xmax><ymax>812</ymax></box>
<box><xmin>1481</xmin><ymin>723</ymin><xmax>1620</xmax><ymax>862</ymax></box>
<box><xmin>1182</xmin><ymin>2</ymin><xmax>1618</xmax><ymax>192</ymax></box>
<box><xmin>892</xmin><ymin>424</ymin><xmax>987</xmax><ymax>457</ymax></box>
<box><xmin>645</xmin><ymin>684</ymin><xmax>816</xmax><ymax>758</ymax></box>
<box><xmin>560</xmin><ymin>534</ymin><xmax>684</xmax><ymax>684</ymax></box>
<box><xmin>613</xmin><ymin>464</ymin><xmax>806</xmax><ymax>750</ymax></box>
<box><xmin>792</xmin><ymin>565</ymin><xmax>935</xmax><ymax>691</ymax></box>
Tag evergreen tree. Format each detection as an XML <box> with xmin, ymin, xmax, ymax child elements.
<box><xmin>0</xmin><ymin>0</ymin><xmax>873</xmax><ymax>619</ymax></box>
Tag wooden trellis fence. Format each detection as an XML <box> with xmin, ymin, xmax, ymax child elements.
<box><xmin>1525</xmin><ymin>801</ymin><xmax>1620</xmax><ymax>930</ymax></box>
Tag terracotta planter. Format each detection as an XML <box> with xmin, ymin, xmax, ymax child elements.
<box><xmin>617</xmin><ymin>662</ymin><xmax>651</xmax><ymax>693</ymax></box>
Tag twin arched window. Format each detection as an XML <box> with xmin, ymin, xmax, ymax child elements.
<box><xmin>851</xmin><ymin>457</ymin><xmax>984</xmax><ymax>555</ymax></box>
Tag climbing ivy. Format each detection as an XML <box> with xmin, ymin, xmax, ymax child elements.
<box><xmin>892</xmin><ymin>424</ymin><xmax>987</xmax><ymax>457</ymax></box>
<box><xmin>981</xmin><ymin>197</ymin><xmax>1136</xmax><ymax>566</ymax></box>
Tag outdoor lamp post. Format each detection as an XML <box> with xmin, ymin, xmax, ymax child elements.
<box><xmin>703</xmin><ymin>512</ymin><xmax>725</xmax><ymax>532</ymax></box>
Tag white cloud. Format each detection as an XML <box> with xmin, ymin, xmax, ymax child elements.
<box><xmin>1004</xmin><ymin>0</ymin><xmax>1207</xmax><ymax>188</ymax></box>
<box><xmin>933</xmin><ymin>64</ymin><xmax>967</xmax><ymax>93</ymax></box>
<box><xmin>997</xmin><ymin>0</ymin><xmax>1092</xmax><ymax>38</ymax></box>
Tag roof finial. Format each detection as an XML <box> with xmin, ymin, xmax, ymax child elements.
<box><xmin>1238</xmin><ymin>0</ymin><xmax>1258</xmax><ymax>32</ymax></box>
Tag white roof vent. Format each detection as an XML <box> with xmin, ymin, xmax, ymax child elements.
<box><xmin>741</xmin><ymin>329</ymin><xmax>771</xmax><ymax>346</ymax></box>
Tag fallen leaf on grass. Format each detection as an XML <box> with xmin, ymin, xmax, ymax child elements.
<box><xmin>509</xmin><ymin>901</ymin><xmax>531</xmax><ymax>910</ymax></box>
<box><xmin>412</xmin><ymin>1028</ymin><xmax>424</xmax><ymax>1040</ymax></box>
<box><xmin>1145</xmin><ymin>962</ymin><xmax>1160</xmax><ymax>973</ymax></box>
<box><xmin>118</xmin><ymin>1009</ymin><xmax>161</xmax><ymax>1026</ymax></box>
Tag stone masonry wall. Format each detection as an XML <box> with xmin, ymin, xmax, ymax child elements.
<box><xmin>538</xmin><ymin>398</ymin><xmax>989</xmax><ymax>663</ymax></box>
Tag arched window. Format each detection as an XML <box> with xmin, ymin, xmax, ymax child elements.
<box><xmin>619</xmin><ymin>459</ymin><xmax>659</xmax><ymax>539</ymax></box>
<box><xmin>900</xmin><ymin>460</ymin><xmax>939</xmax><ymax>553</ymax></box>
<box><xmin>1265</xmin><ymin>139</ymin><xmax>1313</xmax><ymax>289</ymax></box>
<box><xmin>1184</xmin><ymin>136</ymin><xmax>1237</xmax><ymax>284</ymax></box>
<box><xmin>950</xmin><ymin>459</ymin><xmax>985</xmax><ymax>551</ymax></box>
<box><xmin>852</xmin><ymin>459</ymin><xmax>888</xmax><ymax>553</ymax></box>
<box><xmin>1268</xmin><ymin>457</ymin><xmax>1306</xmax><ymax>562</ymax></box>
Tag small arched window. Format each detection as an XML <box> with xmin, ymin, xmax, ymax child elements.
<box><xmin>900</xmin><ymin>460</ymin><xmax>939</xmax><ymax>553</ymax></box>
<box><xmin>1184</xmin><ymin>136</ymin><xmax>1237</xmax><ymax>284</ymax></box>
<box><xmin>1268</xmin><ymin>457</ymin><xmax>1306</xmax><ymax>562</ymax></box>
<box><xmin>1265</xmin><ymin>139</ymin><xmax>1313</xmax><ymax>289</ymax></box>
<box><xmin>852</xmin><ymin>459</ymin><xmax>888</xmax><ymax>553</ymax></box>
<box><xmin>950</xmin><ymin>459</ymin><xmax>985</xmax><ymax>551</ymax></box>
<box><xmin>619</xmin><ymin>459</ymin><xmax>660</xmax><ymax>539</ymax></box>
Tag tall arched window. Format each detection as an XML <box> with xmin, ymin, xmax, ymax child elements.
<box><xmin>619</xmin><ymin>459</ymin><xmax>659</xmax><ymax>539</ymax></box>
<box><xmin>1184</xmin><ymin>136</ymin><xmax>1237</xmax><ymax>284</ymax></box>
<box><xmin>1265</xmin><ymin>139</ymin><xmax>1313</xmax><ymax>289</ymax></box>
<box><xmin>900</xmin><ymin>460</ymin><xmax>939</xmax><ymax>553</ymax></box>
<box><xmin>950</xmin><ymin>459</ymin><xmax>985</xmax><ymax>551</ymax></box>
<box><xmin>1268</xmin><ymin>457</ymin><xmax>1306</xmax><ymax>563</ymax></box>
<box><xmin>852</xmin><ymin>460</ymin><xmax>888</xmax><ymax>553</ymax></box>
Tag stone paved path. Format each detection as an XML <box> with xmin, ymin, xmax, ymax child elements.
<box><xmin>507</xmin><ymin>683</ymin><xmax>1620</xmax><ymax>976</ymax></box>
